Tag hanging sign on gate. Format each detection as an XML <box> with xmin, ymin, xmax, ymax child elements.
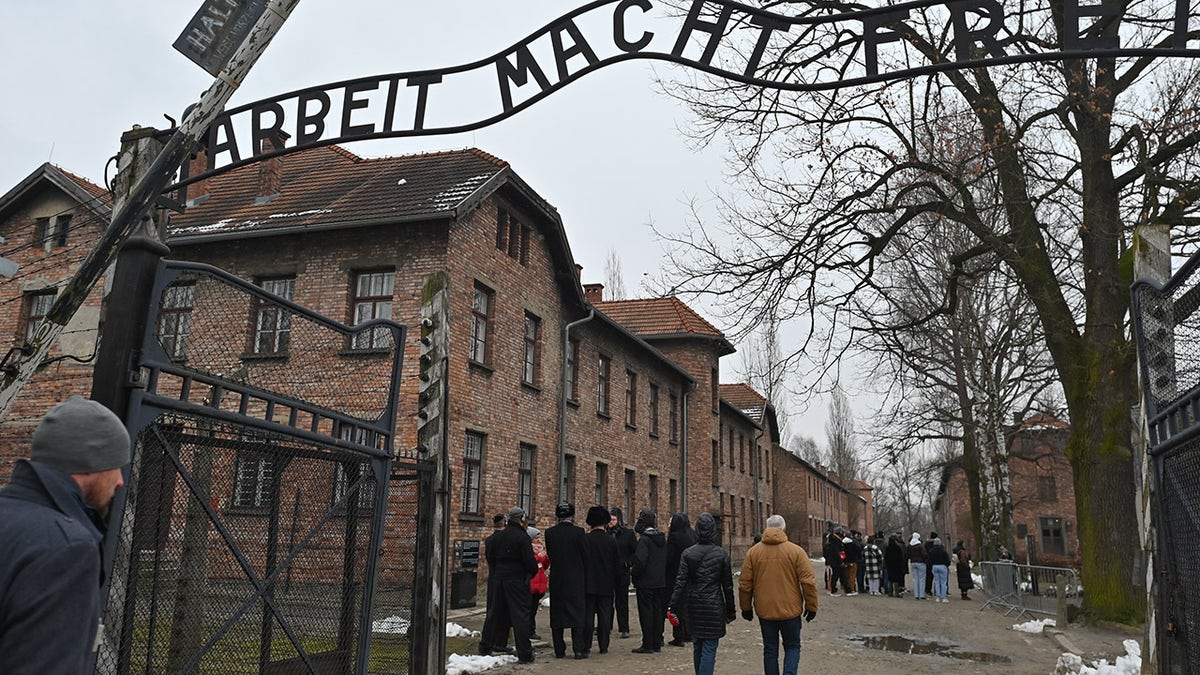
<box><xmin>174</xmin><ymin>0</ymin><xmax>269</xmax><ymax>76</ymax></box>
<box><xmin>172</xmin><ymin>0</ymin><xmax>1200</xmax><ymax>188</ymax></box>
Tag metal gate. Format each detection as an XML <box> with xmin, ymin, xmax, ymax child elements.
<box><xmin>95</xmin><ymin>260</ymin><xmax>421</xmax><ymax>674</ymax></box>
<box><xmin>1132</xmin><ymin>250</ymin><xmax>1200</xmax><ymax>674</ymax></box>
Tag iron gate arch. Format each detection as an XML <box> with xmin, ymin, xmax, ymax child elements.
<box><xmin>96</xmin><ymin>259</ymin><xmax>423</xmax><ymax>674</ymax></box>
<box><xmin>1133</xmin><ymin>249</ymin><xmax>1200</xmax><ymax>674</ymax></box>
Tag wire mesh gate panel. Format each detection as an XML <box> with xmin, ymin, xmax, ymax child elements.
<box><xmin>97</xmin><ymin>260</ymin><xmax>418</xmax><ymax>675</ymax></box>
<box><xmin>1132</xmin><ymin>250</ymin><xmax>1200</xmax><ymax>674</ymax></box>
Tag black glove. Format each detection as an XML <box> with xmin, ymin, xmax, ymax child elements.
<box><xmin>804</xmin><ymin>610</ymin><xmax>817</xmax><ymax>623</ymax></box>
<box><xmin>725</xmin><ymin>612</ymin><xmax>736</xmax><ymax>624</ymax></box>
<box><xmin>742</xmin><ymin>609</ymin><xmax>754</xmax><ymax>621</ymax></box>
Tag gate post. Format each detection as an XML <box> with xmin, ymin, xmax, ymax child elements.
<box><xmin>414</xmin><ymin>272</ymin><xmax>450</xmax><ymax>675</ymax></box>
<box><xmin>91</xmin><ymin>127</ymin><xmax>171</xmax><ymax>675</ymax></box>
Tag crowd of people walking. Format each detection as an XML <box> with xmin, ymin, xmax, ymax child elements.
<box><xmin>820</xmin><ymin>523</ymin><xmax>975</xmax><ymax>603</ymax></box>
<box><xmin>478</xmin><ymin>504</ymin><xmax>820</xmax><ymax>675</ymax></box>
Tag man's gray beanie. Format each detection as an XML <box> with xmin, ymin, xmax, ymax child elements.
<box><xmin>31</xmin><ymin>396</ymin><xmax>131</xmax><ymax>474</ymax></box>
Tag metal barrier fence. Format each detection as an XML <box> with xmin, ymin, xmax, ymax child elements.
<box><xmin>979</xmin><ymin>561</ymin><xmax>1081</xmax><ymax>621</ymax></box>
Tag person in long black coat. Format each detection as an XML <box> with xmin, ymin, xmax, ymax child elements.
<box><xmin>544</xmin><ymin>502</ymin><xmax>589</xmax><ymax>658</ymax></box>
<box><xmin>665</xmin><ymin>512</ymin><xmax>698</xmax><ymax>646</ymax></box>
<box><xmin>582</xmin><ymin>506</ymin><xmax>620</xmax><ymax>656</ymax></box>
<box><xmin>609</xmin><ymin>507</ymin><xmax>638</xmax><ymax>638</ymax></box>
<box><xmin>481</xmin><ymin>507</ymin><xmax>538</xmax><ymax>662</ymax></box>
<box><xmin>884</xmin><ymin>533</ymin><xmax>907</xmax><ymax>597</ymax></box>
<box><xmin>954</xmin><ymin>544</ymin><xmax>974</xmax><ymax>600</ymax></box>
<box><xmin>668</xmin><ymin>513</ymin><xmax>735</xmax><ymax>675</ymax></box>
<box><xmin>479</xmin><ymin>513</ymin><xmax>510</xmax><ymax>655</ymax></box>
<box><xmin>630</xmin><ymin>507</ymin><xmax>668</xmax><ymax>653</ymax></box>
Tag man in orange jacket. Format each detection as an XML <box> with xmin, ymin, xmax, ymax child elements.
<box><xmin>738</xmin><ymin>514</ymin><xmax>819</xmax><ymax>675</ymax></box>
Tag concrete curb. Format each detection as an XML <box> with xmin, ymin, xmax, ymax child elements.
<box><xmin>1045</xmin><ymin>629</ymin><xmax>1083</xmax><ymax>655</ymax></box>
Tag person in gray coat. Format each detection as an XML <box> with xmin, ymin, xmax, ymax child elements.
<box><xmin>0</xmin><ymin>396</ymin><xmax>131</xmax><ymax>675</ymax></box>
<box><xmin>668</xmin><ymin>513</ymin><xmax>734</xmax><ymax>675</ymax></box>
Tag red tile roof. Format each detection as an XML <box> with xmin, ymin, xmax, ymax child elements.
<box><xmin>720</xmin><ymin>383</ymin><xmax>766</xmax><ymax>421</ymax></box>
<box><xmin>58</xmin><ymin>167</ymin><xmax>112</xmax><ymax>207</ymax></box>
<box><xmin>594</xmin><ymin>297</ymin><xmax>732</xmax><ymax>354</ymax></box>
<box><xmin>170</xmin><ymin>146</ymin><xmax>508</xmax><ymax>238</ymax></box>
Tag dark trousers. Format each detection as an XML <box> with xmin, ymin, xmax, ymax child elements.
<box><xmin>530</xmin><ymin>592</ymin><xmax>544</xmax><ymax>636</ymax></box>
<box><xmin>827</xmin><ymin>565</ymin><xmax>848</xmax><ymax>593</ymax></box>
<box><xmin>636</xmin><ymin>587</ymin><xmax>665</xmax><ymax>649</ymax></box>
<box><xmin>759</xmin><ymin>615</ymin><xmax>803</xmax><ymax>675</ymax></box>
<box><xmin>479</xmin><ymin>578</ymin><xmax>505</xmax><ymax>652</ymax></box>
<box><xmin>584</xmin><ymin>593</ymin><xmax>614</xmax><ymax>653</ymax></box>
<box><xmin>614</xmin><ymin>569</ymin><xmax>631</xmax><ymax>633</ymax></box>
<box><xmin>487</xmin><ymin>578</ymin><xmax>532</xmax><ymax>659</ymax></box>
<box><xmin>552</xmin><ymin>626</ymin><xmax>588</xmax><ymax>658</ymax></box>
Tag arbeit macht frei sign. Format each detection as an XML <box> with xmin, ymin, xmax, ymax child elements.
<box><xmin>174</xmin><ymin>0</ymin><xmax>1200</xmax><ymax>187</ymax></box>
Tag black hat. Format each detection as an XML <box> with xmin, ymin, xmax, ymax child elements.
<box><xmin>586</xmin><ymin>505</ymin><xmax>610</xmax><ymax>528</ymax></box>
<box><xmin>555</xmin><ymin>502</ymin><xmax>575</xmax><ymax>519</ymax></box>
<box><xmin>493</xmin><ymin>513</ymin><xmax>506</xmax><ymax>526</ymax></box>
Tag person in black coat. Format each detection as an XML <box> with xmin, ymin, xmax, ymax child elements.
<box><xmin>823</xmin><ymin>526</ymin><xmax>848</xmax><ymax>594</ymax></box>
<box><xmin>0</xmin><ymin>396</ymin><xmax>131</xmax><ymax>675</ymax></box>
<box><xmin>668</xmin><ymin>513</ymin><xmax>735</xmax><ymax>675</ymax></box>
<box><xmin>884</xmin><ymin>533</ymin><xmax>907</xmax><ymax>597</ymax></box>
<box><xmin>545</xmin><ymin>502</ymin><xmax>589</xmax><ymax>658</ymax></box>
<box><xmin>954</xmin><ymin>543</ymin><xmax>974</xmax><ymax>600</ymax></box>
<box><xmin>665</xmin><ymin>512</ymin><xmax>698</xmax><ymax>646</ymax></box>
<box><xmin>841</xmin><ymin>533</ymin><xmax>861</xmax><ymax>596</ymax></box>
<box><xmin>630</xmin><ymin>507</ymin><xmax>668</xmax><ymax>653</ymax></box>
<box><xmin>582</xmin><ymin>506</ymin><xmax>620</xmax><ymax>656</ymax></box>
<box><xmin>481</xmin><ymin>507</ymin><xmax>538</xmax><ymax>662</ymax></box>
<box><xmin>609</xmin><ymin>507</ymin><xmax>638</xmax><ymax>638</ymax></box>
<box><xmin>479</xmin><ymin>513</ymin><xmax>511</xmax><ymax>655</ymax></box>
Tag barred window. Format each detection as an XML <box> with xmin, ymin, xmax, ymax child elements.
<box><xmin>333</xmin><ymin>461</ymin><xmax>376</xmax><ymax>512</ymax></box>
<box><xmin>462</xmin><ymin>431</ymin><xmax>485</xmax><ymax>514</ymax></box>
<box><xmin>158</xmin><ymin>283</ymin><xmax>194</xmax><ymax>360</ymax></box>
<box><xmin>470</xmin><ymin>283</ymin><xmax>494</xmax><ymax>364</ymax></box>
<box><xmin>252</xmin><ymin>277</ymin><xmax>294</xmax><ymax>354</ymax></box>
<box><xmin>351</xmin><ymin>270</ymin><xmax>394</xmax><ymax>349</ymax></box>
<box><xmin>23</xmin><ymin>290</ymin><xmax>55</xmax><ymax>341</ymax></box>
<box><xmin>523</xmin><ymin>312</ymin><xmax>541</xmax><ymax>385</ymax></box>
<box><xmin>597</xmin><ymin>354</ymin><xmax>611</xmax><ymax>416</ymax></box>
<box><xmin>518</xmin><ymin>444</ymin><xmax>535</xmax><ymax>515</ymax></box>
<box><xmin>233</xmin><ymin>452</ymin><xmax>275</xmax><ymax>508</ymax></box>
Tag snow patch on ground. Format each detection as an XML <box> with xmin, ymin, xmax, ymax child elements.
<box><xmin>446</xmin><ymin>622</ymin><xmax>480</xmax><ymax>638</ymax></box>
<box><xmin>1054</xmin><ymin>639</ymin><xmax>1141</xmax><ymax>675</ymax></box>
<box><xmin>447</xmin><ymin>653</ymin><xmax>517</xmax><ymax>675</ymax></box>
<box><xmin>1012</xmin><ymin>618</ymin><xmax>1057</xmax><ymax>633</ymax></box>
<box><xmin>371</xmin><ymin>615</ymin><xmax>410</xmax><ymax>634</ymax></box>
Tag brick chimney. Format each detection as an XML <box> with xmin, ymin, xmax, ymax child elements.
<box><xmin>584</xmin><ymin>283</ymin><xmax>604</xmax><ymax>304</ymax></box>
<box><xmin>184</xmin><ymin>150</ymin><xmax>213</xmax><ymax>206</ymax></box>
<box><xmin>254</xmin><ymin>133</ymin><xmax>287</xmax><ymax>205</ymax></box>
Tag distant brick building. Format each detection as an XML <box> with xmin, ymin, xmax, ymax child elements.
<box><xmin>934</xmin><ymin>413</ymin><xmax>1078</xmax><ymax>564</ymax></box>
<box><xmin>0</xmin><ymin>144</ymin><xmax>802</xmax><ymax>587</ymax></box>
<box><xmin>771</xmin><ymin>447</ymin><xmax>868</xmax><ymax>552</ymax></box>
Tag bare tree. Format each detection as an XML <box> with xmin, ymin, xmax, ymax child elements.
<box><xmin>788</xmin><ymin>433</ymin><xmax>821</xmax><ymax>465</ymax></box>
<box><xmin>603</xmin><ymin>248</ymin><xmax>627</xmax><ymax>301</ymax></box>
<box><xmin>825</xmin><ymin>386</ymin><xmax>859</xmax><ymax>485</ymax></box>
<box><xmin>738</xmin><ymin>313</ymin><xmax>792</xmax><ymax>437</ymax></box>
<box><xmin>656</xmin><ymin>0</ymin><xmax>1200</xmax><ymax>620</ymax></box>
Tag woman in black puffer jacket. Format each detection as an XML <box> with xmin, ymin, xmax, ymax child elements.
<box><xmin>668</xmin><ymin>513</ymin><xmax>734</xmax><ymax>675</ymax></box>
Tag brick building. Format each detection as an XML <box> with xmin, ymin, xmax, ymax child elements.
<box><xmin>933</xmin><ymin>413</ymin><xmax>1078</xmax><ymax>564</ymax></box>
<box><xmin>770</xmin><ymin>446</ymin><xmax>868</xmax><ymax>553</ymax></box>
<box><xmin>0</xmin><ymin>144</ymin><xmax>784</xmax><ymax>587</ymax></box>
<box><xmin>0</xmin><ymin>164</ymin><xmax>114</xmax><ymax>477</ymax></box>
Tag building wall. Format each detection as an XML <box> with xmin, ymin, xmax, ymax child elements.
<box><xmin>0</xmin><ymin>186</ymin><xmax>107</xmax><ymax>479</ymax></box>
<box><xmin>717</xmin><ymin>401</ymin><xmax>766</xmax><ymax>557</ymax></box>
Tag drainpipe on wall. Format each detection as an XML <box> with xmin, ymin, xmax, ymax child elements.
<box><xmin>680</xmin><ymin>385</ymin><xmax>693</xmax><ymax>514</ymax></box>
<box><xmin>559</xmin><ymin>310</ymin><xmax>595</xmax><ymax>503</ymax></box>
<box><xmin>753</xmin><ymin>428</ymin><xmax>764</xmax><ymax>532</ymax></box>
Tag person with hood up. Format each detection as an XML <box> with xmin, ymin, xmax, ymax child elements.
<box><xmin>582</xmin><ymin>505</ymin><xmax>620</xmax><ymax>655</ymax></box>
<box><xmin>609</xmin><ymin>507</ymin><xmax>637</xmax><ymax>638</ymax></box>
<box><xmin>665</xmin><ymin>512</ymin><xmax>698</xmax><ymax>646</ymax></box>
<box><xmin>884</xmin><ymin>533</ymin><xmax>908</xmax><ymax>597</ymax></box>
<box><xmin>630</xmin><ymin>507</ymin><xmax>667</xmax><ymax>653</ymax></box>
<box><xmin>907</xmin><ymin>532</ymin><xmax>929</xmax><ymax>600</ymax></box>
<box><xmin>0</xmin><ymin>396</ymin><xmax>131</xmax><ymax>674</ymax></box>
<box><xmin>544</xmin><ymin>502</ymin><xmax>589</xmax><ymax>658</ymax></box>
<box><xmin>739</xmin><ymin>514</ymin><xmax>819</xmax><ymax>675</ymax></box>
<box><xmin>480</xmin><ymin>507</ymin><xmax>538</xmax><ymax>662</ymax></box>
<box><xmin>668</xmin><ymin>513</ymin><xmax>734</xmax><ymax>675</ymax></box>
<box><xmin>928</xmin><ymin>537</ymin><xmax>953</xmax><ymax>603</ymax></box>
<box><xmin>955</xmin><ymin>542</ymin><xmax>974</xmax><ymax>600</ymax></box>
<box><xmin>528</xmin><ymin>527</ymin><xmax>549</xmax><ymax>640</ymax></box>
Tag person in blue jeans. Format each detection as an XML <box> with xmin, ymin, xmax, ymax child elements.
<box><xmin>907</xmin><ymin>532</ymin><xmax>929</xmax><ymax>600</ymax></box>
<box><xmin>668</xmin><ymin>513</ymin><xmax>734</xmax><ymax>675</ymax></box>
<box><xmin>928</xmin><ymin>537</ymin><xmax>953</xmax><ymax>602</ymax></box>
<box><xmin>739</xmin><ymin>515</ymin><xmax>819</xmax><ymax>675</ymax></box>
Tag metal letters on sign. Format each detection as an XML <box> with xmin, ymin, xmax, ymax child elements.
<box><xmin>174</xmin><ymin>0</ymin><xmax>269</xmax><ymax>76</ymax></box>
<box><xmin>172</xmin><ymin>0</ymin><xmax>1200</xmax><ymax>188</ymax></box>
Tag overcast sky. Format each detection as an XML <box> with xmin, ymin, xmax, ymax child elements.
<box><xmin>0</xmin><ymin>1</ymin><xmax>844</xmax><ymax>444</ymax></box>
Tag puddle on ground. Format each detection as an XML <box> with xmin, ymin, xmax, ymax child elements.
<box><xmin>849</xmin><ymin>635</ymin><xmax>1012</xmax><ymax>664</ymax></box>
